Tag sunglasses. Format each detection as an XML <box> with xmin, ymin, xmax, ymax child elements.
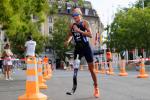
<box><xmin>72</xmin><ymin>13</ymin><xmax>80</xmax><ymax>17</ymax></box>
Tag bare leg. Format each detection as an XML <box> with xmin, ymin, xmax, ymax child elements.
<box><xmin>6</xmin><ymin>66</ymin><xmax>10</xmax><ymax>79</ymax></box>
<box><xmin>9</xmin><ymin>65</ymin><xmax>12</xmax><ymax>78</ymax></box>
<box><xmin>4</xmin><ymin>66</ymin><xmax>7</xmax><ymax>79</ymax></box>
<box><xmin>88</xmin><ymin>62</ymin><xmax>98</xmax><ymax>87</ymax></box>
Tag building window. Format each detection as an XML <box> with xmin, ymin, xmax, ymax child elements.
<box><xmin>49</xmin><ymin>16</ymin><xmax>53</xmax><ymax>23</ymax></box>
<box><xmin>58</xmin><ymin>0</ymin><xmax>63</xmax><ymax>12</ymax></box>
<box><xmin>85</xmin><ymin>9</ymin><xmax>89</xmax><ymax>15</ymax></box>
<box><xmin>49</xmin><ymin>26</ymin><xmax>53</xmax><ymax>34</ymax></box>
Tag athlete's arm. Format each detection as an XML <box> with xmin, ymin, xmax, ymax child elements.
<box><xmin>74</xmin><ymin>20</ymin><xmax>92</xmax><ymax>38</ymax></box>
<box><xmin>64</xmin><ymin>24</ymin><xmax>73</xmax><ymax>48</ymax></box>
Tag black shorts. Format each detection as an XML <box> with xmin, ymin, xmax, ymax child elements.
<box><xmin>74</xmin><ymin>43</ymin><xmax>93</xmax><ymax>63</ymax></box>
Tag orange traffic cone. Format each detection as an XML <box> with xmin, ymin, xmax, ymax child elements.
<box><xmin>37</xmin><ymin>59</ymin><xmax>48</xmax><ymax>89</ymax></box>
<box><xmin>107</xmin><ymin>62</ymin><xmax>115</xmax><ymax>75</ymax></box>
<box><xmin>43</xmin><ymin>63</ymin><xmax>50</xmax><ymax>80</ymax></box>
<box><xmin>80</xmin><ymin>65</ymin><xmax>84</xmax><ymax>71</ymax></box>
<box><xmin>47</xmin><ymin>64</ymin><xmax>52</xmax><ymax>79</ymax></box>
<box><xmin>48</xmin><ymin>64</ymin><xmax>52</xmax><ymax>78</ymax></box>
<box><xmin>137</xmin><ymin>58</ymin><xmax>149</xmax><ymax>78</ymax></box>
<box><xmin>119</xmin><ymin>59</ymin><xmax>128</xmax><ymax>76</ymax></box>
<box><xmin>100</xmin><ymin>64</ymin><xmax>106</xmax><ymax>74</ymax></box>
<box><xmin>100</xmin><ymin>62</ymin><xmax>106</xmax><ymax>74</ymax></box>
<box><xmin>18</xmin><ymin>56</ymin><xmax>47</xmax><ymax>100</ymax></box>
<box><xmin>95</xmin><ymin>62</ymin><xmax>99</xmax><ymax>73</ymax></box>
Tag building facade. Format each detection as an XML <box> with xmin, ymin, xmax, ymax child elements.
<box><xmin>41</xmin><ymin>0</ymin><xmax>104</xmax><ymax>50</ymax></box>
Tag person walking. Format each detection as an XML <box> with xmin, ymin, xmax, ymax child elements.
<box><xmin>64</xmin><ymin>8</ymin><xmax>100</xmax><ymax>98</ymax></box>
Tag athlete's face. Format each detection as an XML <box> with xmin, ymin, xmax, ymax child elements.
<box><xmin>73</xmin><ymin>15</ymin><xmax>81</xmax><ymax>23</ymax></box>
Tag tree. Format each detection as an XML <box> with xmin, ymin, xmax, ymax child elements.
<box><xmin>0</xmin><ymin>0</ymin><xmax>51</xmax><ymax>57</ymax></box>
<box><xmin>109</xmin><ymin>8</ymin><xmax>150</xmax><ymax>56</ymax></box>
<box><xmin>50</xmin><ymin>16</ymin><xmax>73</xmax><ymax>60</ymax></box>
<box><xmin>135</xmin><ymin>0</ymin><xmax>150</xmax><ymax>8</ymax></box>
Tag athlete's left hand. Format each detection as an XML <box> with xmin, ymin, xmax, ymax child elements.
<box><xmin>73</xmin><ymin>25</ymin><xmax>82</xmax><ymax>33</ymax></box>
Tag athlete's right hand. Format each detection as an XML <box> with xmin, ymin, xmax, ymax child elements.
<box><xmin>64</xmin><ymin>41</ymin><xmax>69</xmax><ymax>48</ymax></box>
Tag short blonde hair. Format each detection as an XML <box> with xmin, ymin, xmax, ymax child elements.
<box><xmin>73</xmin><ymin>8</ymin><xmax>83</xmax><ymax>16</ymax></box>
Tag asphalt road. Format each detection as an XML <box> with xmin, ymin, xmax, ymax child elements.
<box><xmin>0</xmin><ymin>69</ymin><xmax>150</xmax><ymax>100</ymax></box>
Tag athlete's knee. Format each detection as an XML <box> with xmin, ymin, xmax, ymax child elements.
<box><xmin>88</xmin><ymin>62</ymin><xmax>94</xmax><ymax>71</ymax></box>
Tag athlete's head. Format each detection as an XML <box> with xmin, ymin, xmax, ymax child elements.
<box><xmin>72</xmin><ymin>8</ymin><xmax>82</xmax><ymax>23</ymax></box>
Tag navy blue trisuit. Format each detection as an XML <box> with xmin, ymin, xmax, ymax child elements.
<box><xmin>71</xmin><ymin>21</ymin><xmax>94</xmax><ymax>63</ymax></box>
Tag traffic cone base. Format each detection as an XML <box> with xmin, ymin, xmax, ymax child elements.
<box><xmin>137</xmin><ymin>58</ymin><xmax>149</xmax><ymax>78</ymax></box>
<box><xmin>42</xmin><ymin>79</ymin><xmax>46</xmax><ymax>83</ymax></box>
<box><xmin>96</xmin><ymin>71</ymin><xmax>100</xmax><ymax>73</ymax></box>
<box><xmin>137</xmin><ymin>74</ymin><xmax>149</xmax><ymax>78</ymax></box>
<box><xmin>95</xmin><ymin>63</ymin><xmax>99</xmax><ymax>73</ymax></box>
<box><xmin>106</xmin><ymin>68</ymin><xmax>115</xmax><ymax>75</ymax></box>
<box><xmin>44</xmin><ymin>76</ymin><xmax>50</xmax><ymax>80</ymax></box>
<box><xmin>95</xmin><ymin>70</ymin><xmax>100</xmax><ymax>73</ymax></box>
<box><xmin>99</xmin><ymin>64</ymin><xmax>106</xmax><ymax>74</ymax></box>
<box><xmin>107</xmin><ymin>71</ymin><xmax>115</xmax><ymax>75</ymax></box>
<box><xmin>18</xmin><ymin>93</ymin><xmax>47</xmax><ymax>100</ymax></box>
<box><xmin>100</xmin><ymin>70</ymin><xmax>106</xmax><ymax>74</ymax></box>
<box><xmin>80</xmin><ymin>65</ymin><xmax>84</xmax><ymax>71</ymax></box>
<box><xmin>119</xmin><ymin>72</ymin><xmax>128</xmax><ymax>76</ymax></box>
<box><xmin>39</xmin><ymin>83</ymin><xmax>48</xmax><ymax>89</ymax></box>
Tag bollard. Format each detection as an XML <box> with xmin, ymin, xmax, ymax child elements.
<box><xmin>18</xmin><ymin>56</ymin><xmax>47</xmax><ymax>100</ymax></box>
<box><xmin>107</xmin><ymin>62</ymin><xmax>115</xmax><ymax>75</ymax></box>
<box><xmin>100</xmin><ymin>62</ymin><xmax>106</xmax><ymax>74</ymax></box>
<box><xmin>43</xmin><ymin>63</ymin><xmax>50</xmax><ymax>80</ymax></box>
<box><xmin>95</xmin><ymin>62</ymin><xmax>99</xmax><ymax>73</ymax></box>
<box><xmin>119</xmin><ymin>59</ymin><xmax>128</xmax><ymax>76</ymax></box>
<box><xmin>137</xmin><ymin>58</ymin><xmax>149</xmax><ymax>78</ymax></box>
<box><xmin>37</xmin><ymin>59</ymin><xmax>48</xmax><ymax>89</ymax></box>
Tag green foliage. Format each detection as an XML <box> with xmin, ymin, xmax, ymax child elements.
<box><xmin>66</xmin><ymin>0</ymin><xmax>84</xmax><ymax>6</ymax></box>
<box><xmin>109</xmin><ymin>8</ymin><xmax>150</xmax><ymax>54</ymax></box>
<box><xmin>50</xmin><ymin>16</ymin><xmax>73</xmax><ymax>60</ymax></box>
<box><xmin>0</xmin><ymin>0</ymin><xmax>51</xmax><ymax>57</ymax></box>
<box><xmin>135</xmin><ymin>0</ymin><xmax>150</xmax><ymax>8</ymax></box>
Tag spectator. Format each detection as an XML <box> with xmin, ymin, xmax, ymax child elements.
<box><xmin>2</xmin><ymin>43</ymin><xmax>13</xmax><ymax>80</ymax></box>
<box><xmin>43</xmin><ymin>56</ymin><xmax>49</xmax><ymax>64</ymax></box>
<box><xmin>106</xmin><ymin>48</ymin><xmax>112</xmax><ymax>69</ymax></box>
<box><xmin>66</xmin><ymin>1</ymin><xmax>72</xmax><ymax>14</ymax></box>
<box><xmin>25</xmin><ymin>35</ymin><xmax>36</xmax><ymax>57</ymax></box>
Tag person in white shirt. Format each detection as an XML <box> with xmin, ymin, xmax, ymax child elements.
<box><xmin>25</xmin><ymin>36</ymin><xmax>36</xmax><ymax>57</ymax></box>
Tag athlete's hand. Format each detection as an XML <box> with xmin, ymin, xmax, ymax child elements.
<box><xmin>73</xmin><ymin>25</ymin><xmax>81</xmax><ymax>33</ymax></box>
